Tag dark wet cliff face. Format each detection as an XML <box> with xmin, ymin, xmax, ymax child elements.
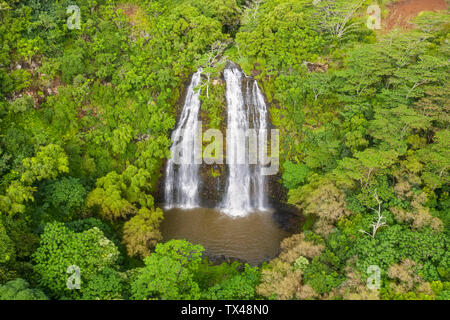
<box><xmin>198</xmin><ymin>163</ymin><xmax>226</xmax><ymax>208</ymax></box>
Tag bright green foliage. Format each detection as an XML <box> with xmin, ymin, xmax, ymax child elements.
<box><xmin>81</xmin><ymin>268</ymin><xmax>125</xmax><ymax>300</ymax></box>
<box><xmin>0</xmin><ymin>278</ymin><xmax>48</xmax><ymax>300</ymax></box>
<box><xmin>293</xmin><ymin>256</ymin><xmax>309</xmax><ymax>271</ymax></box>
<box><xmin>202</xmin><ymin>264</ymin><xmax>260</xmax><ymax>299</ymax></box>
<box><xmin>61</xmin><ymin>47</ymin><xmax>86</xmax><ymax>84</ymax></box>
<box><xmin>334</xmin><ymin>148</ymin><xmax>399</xmax><ymax>188</ymax></box>
<box><xmin>200</xmin><ymin>80</ymin><xmax>226</xmax><ymax>129</ymax></box>
<box><xmin>282</xmin><ymin>161</ymin><xmax>310</xmax><ymax>189</ymax></box>
<box><xmin>0</xmin><ymin>180</ymin><xmax>35</xmax><ymax>215</ymax></box>
<box><xmin>430</xmin><ymin>281</ymin><xmax>450</xmax><ymax>300</ymax></box>
<box><xmin>236</xmin><ymin>0</ymin><xmax>327</xmax><ymax>73</ymax></box>
<box><xmin>21</xmin><ymin>144</ymin><xmax>69</xmax><ymax>185</ymax></box>
<box><xmin>131</xmin><ymin>240</ymin><xmax>204</xmax><ymax>300</ymax></box>
<box><xmin>148</xmin><ymin>239</ymin><xmax>204</xmax><ymax>270</ymax></box>
<box><xmin>334</xmin><ymin>222</ymin><xmax>448</xmax><ymax>282</ymax></box>
<box><xmin>66</xmin><ymin>218</ymin><xmax>120</xmax><ymax>247</ymax></box>
<box><xmin>0</xmin><ymin>144</ymin><xmax>69</xmax><ymax>215</ymax></box>
<box><xmin>302</xmin><ymin>257</ymin><xmax>345</xmax><ymax>295</ymax></box>
<box><xmin>416</xmin><ymin>130</ymin><xmax>450</xmax><ymax>190</ymax></box>
<box><xmin>87</xmin><ymin>165</ymin><xmax>154</xmax><ymax>220</ymax></box>
<box><xmin>132</xmin><ymin>255</ymin><xmax>201</xmax><ymax>300</ymax></box>
<box><xmin>33</xmin><ymin>222</ymin><xmax>120</xmax><ymax>298</ymax></box>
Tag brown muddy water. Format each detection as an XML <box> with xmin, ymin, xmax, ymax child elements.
<box><xmin>160</xmin><ymin>208</ymin><xmax>291</xmax><ymax>265</ymax></box>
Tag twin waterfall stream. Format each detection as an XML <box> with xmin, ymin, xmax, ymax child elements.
<box><xmin>164</xmin><ymin>64</ymin><xmax>269</xmax><ymax>217</ymax></box>
<box><xmin>164</xmin><ymin>69</ymin><xmax>203</xmax><ymax>210</ymax></box>
<box><xmin>221</xmin><ymin>67</ymin><xmax>268</xmax><ymax>216</ymax></box>
<box><xmin>161</xmin><ymin>63</ymin><xmax>288</xmax><ymax>265</ymax></box>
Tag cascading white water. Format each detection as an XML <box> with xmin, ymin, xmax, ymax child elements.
<box><xmin>221</xmin><ymin>65</ymin><xmax>269</xmax><ymax>216</ymax></box>
<box><xmin>164</xmin><ymin>69</ymin><xmax>202</xmax><ymax>209</ymax></box>
<box><xmin>252</xmin><ymin>80</ymin><xmax>269</xmax><ymax>211</ymax></box>
<box><xmin>221</xmin><ymin>67</ymin><xmax>251</xmax><ymax>216</ymax></box>
<box><xmin>165</xmin><ymin>65</ymin><xmax>270</xmax><ymax>215</ymax></box>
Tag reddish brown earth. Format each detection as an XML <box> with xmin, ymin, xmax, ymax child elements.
<box><xmin>117</xmin><ymin>4</ymin><xmax>138</xmax><ymax>18</ymax></box>
<box><xmin>383</xmin><ymin>0</ymin><xmax>448</xmax><ymax>31</ymax></box>
<box><xmin>116</xmin><ymin>4</ymin><xmax>140</xmax><ymax>26</ymax></box>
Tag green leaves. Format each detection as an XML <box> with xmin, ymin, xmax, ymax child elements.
<box><xmin>131</xmin><ymin>240</ymin><xmax>204</xmax><ymax>300</ymax></box>
<box><xmin>235</xmin><ymin>0</ymin><xmax>326</xmax><ymax>72</ymax></box>
<box><xmin>81</xmin><ymin>268</ymin><xmax>126</xmax><ymax>300</ymax></box>
<box><xmin>9</xmin><ymin>95</ymin><xmax>33</xmax><ymax>113</ymax></box>
<box><xmin>153</xmin><ymin>239</ymin><xmax>204</xmax><ymax>271</ymax></box>
<box><xmin>42</xmin><ymin>177</ymin><xmax>86</xmax><ymax>221</ymax></box>
<box><xmin>0</xmin><ymin>0</ymin><xmax>448</xmax><ymax>302</ymax></box>
<box><xmin>282</xmin><ymin>161</ymin><xmax>310</xmax><ymax>189</ymax></box>
<box><xmin>33</xmin><ymin>222</ymin><xmax>120</xmax><ymax>299</ymax></box>
<box><xmin>87</xmin><ymin>171</ymin><xmax>135</xmax><ymax>220</ymax></box>
<box><xmin>0</xmin><ymin>180</ymin><xmax>35</xmax><ymax>215</ymax></box>
<box><xmin>123</xmin><ymin>207</ymin><xmax>164</xmax><ymax>258</ymax></box>
<box><xmin>87</xmin><ymin>165</ymin><xmax>155</xmax><ymax>220</ymax></box>
<box><xmin>333</xmin><ymin>148</ymin><xmax>399</xmax><ymax>189</ymax></box>
<box><xmin>110</xmin><ymin>125</ymin><xmax>134</xmax><ymax>156</ymax></box>
<box><xmin>368</xmin><ymin>105</ymin><xmax>430</xmax><ymax>152</ymax></box>
<box><xmin>351</xmin><ymin>224</ymin><xmax>448</xmax><ymax>280</ymax></box>
<box><xmin>202</xmin><ymin>264</ymin><xmax>260</xmax><ymax>300</ymax></box>
<box><xmin>416</xmin><ymin>130</ymin><xmax>450</xmax><ymax>190</ymax></box>
<box><xmin>0</xmin><ymin>278</ymin><xmax>48</xmax><ymax>300</ymax></box>
<box><xmin>61</xmin><ymin>46</ymin><xmax>86</xmax><ymax>84</ymax></box>
<box><xmin>0</xmin><ymin>219</ymin><xmax>15</xmax><ymax>265</ymax></box>
<box><xmin>21</xmin><ymin>144</ymin><xmax>69</xmax><ymax>185</ymax></box>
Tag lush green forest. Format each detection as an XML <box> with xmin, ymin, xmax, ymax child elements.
<box><xmin>0</xmin><ymin>0</ymin><xmax>449</xmax><ymax>300</ymax></box>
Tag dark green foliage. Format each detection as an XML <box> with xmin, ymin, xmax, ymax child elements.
<box><xmin>302</xmin><ymin>258</ymin><xmax>345</xmax><ymax>295</ymax></box>
<box><xmin>0</xmin><ymin>215</ymin><xmax>39</xmax><ymax>282</ymax></box>
<box><xmin>41</xmin><ymin>177</ymin><xmax>86</xmax><ymax>221</ymax></box>
<box><xmin>81</xmin><ymin>268</ymin><xmax>125</xmax><ymax>300</ymax></box>
<box><xmin>0</xmin><ymin>219</ymin><xmax>14</xmax><ymax>265</ymax></box>
<box><xmin>202</xmin><ymin>264</ymin><xmax>260</xmax><ymax>299</ymax></box>
<box><xmin>61</xmin><ymin>46</ymin><xmax>85</xmax><ymax>84</ymax></box>
<box><xmin>66</xmin><ymin>217</ymin><xmax>117</xmax><ymax>245</ymax></box>
<box><xmin>0</xmin><ymin>278</ymin><xmax>48</xmax><ymax>300</ymax></box>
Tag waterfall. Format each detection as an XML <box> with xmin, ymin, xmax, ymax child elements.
<box><xmin>164</xmin><ymin>65</ymin><xmax>270</xmax><ymax>216</ymax></box>
<box><xmin>251</xmin><ymin>80</ymin><xmax>269</xmax><ymax>211</ymax></box>
<box><xmin>221</xmin><ymin>64</ymin><xmax>269</xmax><ymax>216</ymax></box>
<box><xmin>164</xmin><ymin>69</ymin><xmax>202</xmax><ymax>209</ymax></box>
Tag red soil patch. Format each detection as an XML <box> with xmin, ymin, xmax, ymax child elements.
<box><xmin>117</xmin><ymin>4</ymin><xmax>139</xmax><ymax>24</ymax></box>
<box><xmin>384</xmin><ymin>0</ymin><xmax>448</xmax><ymax>31</ymax></box>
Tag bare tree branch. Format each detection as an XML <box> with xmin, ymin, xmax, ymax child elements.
<box><xmin>359</xmin><ymin>189</ymin><xmax>388</xmax><ymax>238</ymax></box>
